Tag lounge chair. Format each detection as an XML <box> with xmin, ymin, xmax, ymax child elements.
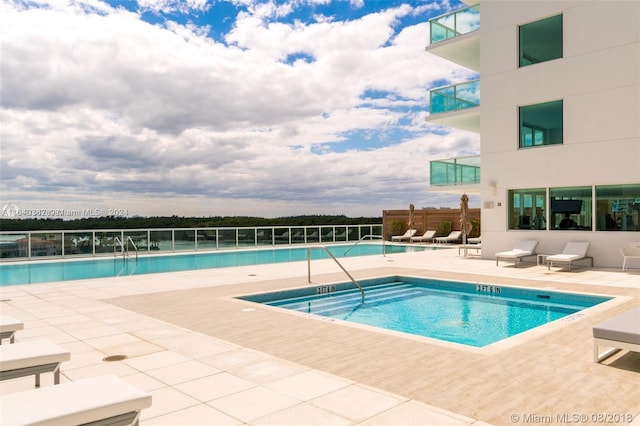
<box><xmin>0</xmin><ymin>315</ymin><xmax>24</xmax><ymax>344</ymax></box>
<box><xmin>593</xmin><ymin>307</ymin><xmax>640</xmax><ymax>363</ymax></box>
<box><xmin>410</xmin><ymin>230</ymin><xmax>436</xmax><ymax>243</ymax></box>
<box><xmin>495</xmin><ymin>240</ymin><xmax>538</xmax><ymax>267</ymax></box>
<box><xmin>620</xmin><ymin>242</ymin><xmax>640</xmax><ymax>271</ymax></box>
<box><xmin>467</xmin><ymin>236</ymin><xmax>481</xmax><ymax>244</ymax></box>
<box><xmin>434</xmin><ymin>231</ymin><xmax>462</xmax><ymax>244</ymax></box>
<box><xmin>391</xmin><ymin>229</ymin><xmax>417</xmax><ymax>242</ymax></box>
<box><xmin>547</xmin><ymin>241</ymin><xmax>593</xmax><ymax>271</ymax></box>
<box><xmin>0</xmin><ymin>340</ymin><xmax>70</xmax><ymax>387</ymax></box>
<box><xmin>0</xmin><ymin>375</ymin><xmax>152</xmax><ymax>426</ymax></box>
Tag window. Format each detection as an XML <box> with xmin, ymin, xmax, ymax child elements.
<box><xmin>549</xmin><ymin>187</ymin><xmax>592</xmax><ymax>231</ymax></box>
<box><xmin>519</xmin><ymin>100</ymin><xmax>563</xmax><ymax>148</ymax></box>
<box><xmin>508</xmin><ymin>188</ymin><xmax>547</xmax><ymax>230</ymax></box>
<box><xmin>519</xmin><ymin>14</ymin><xmax>562</xmax><ymax>67</ymax></box>
<box><xmin>595</xmin><ymin>184</ymin><xmax>640</xmax><ymax>231</ymax></box>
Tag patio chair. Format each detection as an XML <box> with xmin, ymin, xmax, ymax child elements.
<box><xmin>495</xmin><ymin>240</ymin><xmax>538</xmax><ymax>267</ymax></box>
<box><xmin>547</xmin><ymin>241</ymin><xmax>593</xmax><ymax>271</ymax></box>
<box><xmin>410</xmin><ymin>230</ymin><xmax>436</xmax><ymax>243</ymax></box>
<box><xmin>593</xmin><ymin>306</ymin><xmax>640</xmax><ymax>363</ymax></box>
<box><xmin>391</xmin><ymin>229</ymin><xmax>417</xmax><ymax>242</ymax></box>
<box><xmin>0</xmin><ymin>340</ymin><xmax>70</xmax><ymax>387</ymax></box>
<box><xmin>620</xmin><ymin>242</ymin><xmax>640</xmax><ymax>271</ymax></box>
<box><xmin>434</xmin><ymin>231</ymin><xmax>462</xmax><ymax>244</ymax></box>
<box><xmin>0</xmin><ymin>315</ymin><xmax>24</xmax><ymax>344</ymax></box>
<box><xmin>0</xmin><ymin>375</ymin><xmax>152</xmax><ymax>426</ymax></box>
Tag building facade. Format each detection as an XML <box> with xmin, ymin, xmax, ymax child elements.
<box><xmin>425</xmin><ymin>0</ymin><xmax>640</xmax><ymax>268</ymax></box>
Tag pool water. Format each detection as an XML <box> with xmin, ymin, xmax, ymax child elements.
<box><xmin>0</xmin><ymin>244</ymin><xmax>435</xmax><ymax>286</ymax></box>
<box><xmin>239</xmin><ymin>276</ymin><xmax>611</xmax><ymax>347</ymax></box>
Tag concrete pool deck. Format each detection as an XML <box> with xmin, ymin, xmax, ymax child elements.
<box><xmin>1</xmin><ymin>246</ymin><xmax>639</xmax><ymax>425</ymax></box>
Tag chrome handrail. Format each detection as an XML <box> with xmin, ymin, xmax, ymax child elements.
<box><xmin>343</xmin><ymin>234</ymin><xmax>385</xmax><ymax>257</ymax></box>
<box><xmin>126</xmin><ymin>236</ymin><xmax>139</xmax><ymax>260</ymax></box>
<box><xmin>307</xmin><ymin>245</ymin><xmax>364</xmax><ymax>304</ymax></box>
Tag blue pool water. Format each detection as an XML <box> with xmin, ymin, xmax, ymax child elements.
<box><xmin>0</xmin><ymin>244</ymin><xmax>434</xmax><ymax>286</ymax></box>
<box><xmin>240</xmin><ymin>276</ymin><xmax>610</xmax><ymax>347</ymax></box>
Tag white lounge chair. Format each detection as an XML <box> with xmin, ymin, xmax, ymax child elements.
<box><xmin>410</xmin><ymin>230</ymin><xmax>436</xmax><ymax>243</ymax></box>
<box><xmin>620</xmin><ymin>242</ymin><xmax>640</xmax><ymax>271</ymax></box>
<box><xmin>391</xmin><ymin>229</ymin><xmax>417</xmax><ymax>242</ymax></box>
<box><xmin>0</xmin><ymin>315</ymin><xmax>24</xmax><ymax>344</ymax></box>
<box><xmin>434</xmin><ymin>231</ymin><xmax>462</xmax><ymax>244</ymax></box>
<box><xmin>495</xmin><ymin>240</ymin><xmax>538</xmax><ymax>267</ymax></box>
<box><xmin>593</xmin><ymin>307</ymin><xmax>640</xmax><ymax>363</ymax></box>
<box><xmin>547</xmin><ymin>241</ymin><xmax>593</xmax><ymax>271</ymax></box>
<box><xmin>0</xmin><ymin>340</ymin><xmax>70</xmax><ymax>387</ymax></box>
<box><xmin>0</xmin><ymin>375</ymin><xmax>152</xmax><ymax>426</ymax></box>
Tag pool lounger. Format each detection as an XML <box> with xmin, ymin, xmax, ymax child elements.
<box><xmin>0</xmin><ymin>340</ymin><xmax>70</xmax><ymax>387</ymax></box>
<box><xmin>593</xmin><ymin>307</ymin><xmax>640</xmax><ymax>363</ymax></box>
<box><xmin>0</xmin><ymin>315</ymin><xmax>24</xmax><ymax>344</ymax></box>
<box><xmin>0</xmin><ymin>375</ymin><xmax>152</xmax><ymax>426</ymax></box>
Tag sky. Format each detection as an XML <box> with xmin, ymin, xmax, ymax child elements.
<box><xmin>0</xmin><ymin>0</ymin><xmax>480</xmax><ymax>219</ymax></box>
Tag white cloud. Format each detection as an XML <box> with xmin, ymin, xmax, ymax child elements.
<box><xmin>0</xmin><ymin>0</ymin><xmax>478</xmax><ymax>217</ymax></box>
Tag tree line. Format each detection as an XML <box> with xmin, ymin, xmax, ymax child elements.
<box><xmin>0</xmin><ymin>215</ymin><xmax>382</xmax><ymax>231</ymax></box>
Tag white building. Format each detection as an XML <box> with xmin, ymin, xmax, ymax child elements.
<box><xmin>425</xmin><ymin>0</ymin><xmax>640</xmax><ymax>268</ymax></box>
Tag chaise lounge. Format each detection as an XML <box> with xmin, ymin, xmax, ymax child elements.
<box><xmin>391</xmin><ymin>229</ymin><xmax>417</xmax><ymax>242</ymax></box>
<box><xmin>0</xmin><ymin>340</ymin><xmax>70</xmax><ymax>388</ymax></box>
<box><xmin>434</xmin><ymin>231</ymin><xmax>462</xmax><ymax>244</ymax></box>
<box><xmin>547</xmin><ymin>241</ymin><xmax>593</xmax><ymax>271</ymax></box>
<box><xmin>410</xmin><ymin>230</ymin><xmax>436</xmax><ymax>243</ymax></box>
<box><xmin>495</xmin><ymin>240</ymin><xmax>538</xmax><ymax>267</ymax></box>
<box><xmin>593</xmin><ymin>307</ymin><xmax>640</xmax><ymax>363</ymax></box>
<box><xmin>0</xmin><ymin>374</ymin><xmax>152</xmax><ymax>426</ymax></box>
<box><xmin>0</xmin><ymin>315</ymin><xmax>24</xmax><ymax>344</ymax></box>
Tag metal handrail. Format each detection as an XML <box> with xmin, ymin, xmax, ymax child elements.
<box><xmin>113</xmin><ymin>236</ymin><xmax>124</xmax><ymax>258</ymax></box>
<box><xmin>343</xmin><ymin>234</ymin><xmax>385</xmax><ymax>257</ymax></box>
<box><xmin>126</xmin><ymin>236</ymin><xmax>139</xmax><ymax>260</ymax></box>
<box><xmin>113</xmin><ymin>236</ymin><xmax>139</xmax><ymax>259</ymax></box>
<box><xmin>307</xmin><ymin>246</ymin><xmax>364</xmax><ymax>304</ymax></box>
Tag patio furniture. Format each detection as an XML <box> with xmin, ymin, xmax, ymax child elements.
<box><xmin>391</xmin><ymin>229</ymin><xmax>417</xmax><ymax>242</ymax></box>
<box><xmin>0</xmin><ymin>340</ymin><xmax>70</xmax><ymax>388</ymax></box>
<box><xmin>620</xmin><ymin>242</ymin><xmax>640</xmax><ymax>271</ymax></box>
<box><xmin>410</xmin><ymin>230</ymin><xmax>436</xmax><ymax>243</ymax></box>
<box><xmin>547</xmin><ymin>241</ymin><xmax>593</xmax><ymax>271</ymax></box>
<box><xmin>593</xmin><ymin>307</ymin><xmax>640</xmax><ymax>363</ymax></box>
<box><xmin>0</xmin><ymin>375</ymin><xmax>152</xmax><ymax>426</ymax></box>
<box><xmin>0</xmin><ymin>315</ymin><xmax>23</xmax><ymax>344</ymax></box>
<box><xmin>495</xmin><ymin>240</ymin><xmax>538</xmax><ymax>267</ymax></box>
<box><xmin>434</xmin><ymin>231</ymin><xmax>462</xmax><ymax>244</ymax></box>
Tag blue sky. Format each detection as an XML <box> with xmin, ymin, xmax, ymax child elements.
<box><xmin>0</xmin><ymin>0</ymin><xmax>479</xmax><ymax>218</ymax></box>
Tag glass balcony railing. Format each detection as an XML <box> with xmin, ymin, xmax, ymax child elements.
<box><xmin>429</xmin><ymin>80</ymin><xmax>480</xmax><ymax>115</ymax></box>
<box><xmin>430</xmin><ymin>156</ymin><xmax>480</xmax><ymax>186</ymax></box>
<box><xmin>430</xmin><ymin>4</ymin><xmax>480</xmax><ymax>45</ymax></box>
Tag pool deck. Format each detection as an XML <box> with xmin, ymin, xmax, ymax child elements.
<box><xmin>1</xmin><ymin>246</ymin><xmax>639</xmax><ymax>425</ymax></box>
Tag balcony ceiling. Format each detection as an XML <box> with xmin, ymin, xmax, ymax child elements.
<box><xmin>426</xmin><ymin>183</ymin><xmax>481</xmax><ymax>196</ymax></box>
<box><xmin>425</xmin><ymin>33</ymin><xmax>479</xmax><ymax>72</ymax></box>
<box><xmin>425</xmin><ymin>108</ymin><xmax>480</xmax><ymax>134</ymax></box>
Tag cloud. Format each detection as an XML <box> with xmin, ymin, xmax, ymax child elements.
<box><xmin>0</xmin><ymin>0</ymin><xmax>479</xmax><ymax>217</ymax></box>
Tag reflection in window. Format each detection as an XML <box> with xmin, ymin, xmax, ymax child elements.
<box><xmin>519</xmin><ymin>100</ymin><xmax>563</xmax><ymax>148</ymax></box>
<box><xmin>508</xmin><ymin>188</ymin><xmax>546</xmax><ymax>230</ymax></box>
<box><xmin>549</xmin><ymin>187</ymin><xmax>592</xmax><ymax>231</ymax></box>
<box><xmin>519</xmin><ymin>14</ymin><xmax>562</xmax><ymax>67</ymax></box>
<box><xmin>595</xmin><ymin>184</ymin><xmax>640</xmax><ymax>231</ymax></box>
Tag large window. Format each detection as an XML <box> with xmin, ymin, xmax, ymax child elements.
<box><xmin>549</xmin><ymin>187</ymin><xmax>592</xmax><ymax>231</ymax></box>
<box><xmin>519</xmin><ymin>14</ymin><xmax>562</xmax><ymax>67</ymax></box>
<box><xmin>595</xmin><ymin>184</ymin><xmax>640</xmax><ymax>231</ymax></box>
<box><xmin>519</xmin><ymin>100</ymin><xmax>563</xmax><ymax>148</ymax></box>
<box><xmin>508</xmin><ymin>188</ymin><xmax>547</xmax><ymax>230</ymax></box>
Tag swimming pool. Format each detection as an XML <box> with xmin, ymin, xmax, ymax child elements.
<box><xmin>0</xmin><ymin>244</ymin><xmax>436</xmax><ymax>286</ymax></box>
<box><xmin>239</xmin><ymin>276</ymin><xmax>611</xmax><ymax>347</ymax></box>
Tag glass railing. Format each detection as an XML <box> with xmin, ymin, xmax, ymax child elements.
<box><xmin>430</xmin><ymin>4</ymin><xmax>480</xmax><ymax>45</ymax></box>
<box><xmin>430</xmin><ymin>156</ymin><xmax>480</xmax><ymax>186</ymax></box>
<box><xmin>0</xmin><ymin>224</ymin><xmax>383</xmax><ymax>261</ymax></box>
<box><xmin>430</xmin><ymin>80</ymin><xmax>480</xmax><ymax>115</ymax></box>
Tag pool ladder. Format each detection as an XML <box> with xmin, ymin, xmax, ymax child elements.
<box><xmin>306</xmin><ymin>246</ymin><xmax>364</xmax><ymax>304</ymax></box>
<box><xmin>113</xmin><ymin>236</ymin><xmax>139</xmax><ymax>260</ymax></box>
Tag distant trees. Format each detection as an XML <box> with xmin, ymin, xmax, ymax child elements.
<box><xmin>0</xmin><ymin>215</ymin><xmax>382</xmax><ymax>231</ymax></box>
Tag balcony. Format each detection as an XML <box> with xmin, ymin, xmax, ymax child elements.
<box><xmin>429</xmin><ymin>155</ymin><xmax>480</xmax><ymax>194</ymax></box>
<box><xmin>425</xmin><ymin>4</ymin><xmax>479</xmax><ymax>71</ymax></box>
<box><xmin>426</xmin><ymin>80</ymin><xmax>480</xmax><ymax>133</ymax></box>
